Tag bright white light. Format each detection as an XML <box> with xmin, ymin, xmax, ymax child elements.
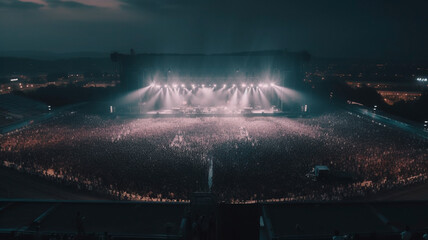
<box><xmin>270</xmin><ymin>83</ymin><xmax>275</xmax><ymax>87</ymax></box>
<box><xmin>10</xmin><ymin>78</ymin><xmax>18</xmax><ymax>82</ymax></box>
<box><xmin>250</xmin><ymin>84</ymin><xmax>254</xmax><ymax>87</ymax></box>
<box><xmin>232</xmin><ymin>84</ymin><xmax>236</xmax><ymax>87</ymax></box>
<box><xmin>155</xmin><ymin>84</ymin><xmax>161</xmax><ymax>88</ymax></box>
<box><xmin>192</xmin><ymin>84</ymin><xmax>196</xmax><ymax>89</ymax></box>
<box><xmin>181</xmin><ymin>84</ymin><xmax>185</xmax><ymax>88</ymax></box>
<box><xmin>164</xmin><ymin>84</ymin><xmax>168</xmax><ymax>88</ymax></box>
<box><xmin>201</xmin><ymin>84</ymin><xmax>205</xmax><ymax>88</ymax></box>
<box><xmin>213</xmin><ymin>84</ymin><xmax>217</xmax><ymax>87</ymax></box>
<box><xmin>173</xmin><ymin>84</ymin><xmax>178</xmax><ymax>88</ymax></box>
<box><xmin>242</xmin><ymin>84</ymin><xmax>246</xmax><ymax>87</ymax></box>
<box><xmin>223</xmin><ymin>84</ymin><xmax>227</xmax><ymax>88</ymax></box>
<box><xmin>417</xmin><ymin>77</ymin><xmax>427</xmax><ymax>82</ymax></box>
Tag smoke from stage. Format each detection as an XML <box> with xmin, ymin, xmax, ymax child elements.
<box><xmin>110</xmin><ymin>50</ymin><xmax>311</xmax><ymax>115</ymax></box>
<box><xmin>116</xmin><ymin>82</ymin><xmax>304</xmax><ymax>115</ymax></box>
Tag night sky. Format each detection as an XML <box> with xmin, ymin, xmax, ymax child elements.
<box><xmin>0</xmin><ymin>0</ymin><xmax>427</xmax><ymax>60</ymax></box>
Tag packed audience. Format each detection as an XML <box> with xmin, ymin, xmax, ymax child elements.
<box><xmin>0</xmin><ymin>110</ymin><xmax>427</xmax><ymax>202</ymax></box>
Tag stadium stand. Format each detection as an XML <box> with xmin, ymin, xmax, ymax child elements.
<box><xmin>1</xmin><ymin>200</ymin><xmax>428</xmax><ymax>240</ymax></box>
<box><xmin>0</xmin><ymin>200</ymin><xmax>187</xmax><ymax>240</ymax></box>
<box><xmin>0</xmin><ymin>94</ymin><xmax>48</xmax><ymax>132</ymax></box>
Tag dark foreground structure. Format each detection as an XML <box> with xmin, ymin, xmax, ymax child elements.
<box><xmin>1</xmin><ymin>197</ymin><xmax>428</xmax><ymax>240</ymax></box>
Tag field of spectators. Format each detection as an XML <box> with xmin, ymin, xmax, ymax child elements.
<box><xmin>0</xmin><ymin>110</ymin><xmax>427</xmax><ymax>202</ymax></box>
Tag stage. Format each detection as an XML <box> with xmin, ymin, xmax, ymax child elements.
<box><xmin>113</xmin><ymin>109</ymin><xmax>305</xmax><ymax>118</ymax></box>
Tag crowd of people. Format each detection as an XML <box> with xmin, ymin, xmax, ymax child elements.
<box><xmin>0</xmin><ymin>110</ymin><xmax>427</xmax><ymax>202</ymax></box>
<box><xmin>211</xmin><ymin>112</ymin><xmax>428</xmax><ymax>201</ymax></box>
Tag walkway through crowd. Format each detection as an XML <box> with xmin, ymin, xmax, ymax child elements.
<box><xmin>208</xmin><ymin>156</ymin><xmax>213</xmax><ymax>192</ymax></box>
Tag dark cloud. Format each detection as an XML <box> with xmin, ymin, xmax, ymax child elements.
<box><xmin>45</xmin><ymin>0</ymin><xmax>96</xmax><ymax>9</ymax></box>
<box><xmin>0</xmin><ymin>0</ymin><xmax>44</xmax><ymax>9</ymax></box>
<box><xmin>119</xmin><ymin>0</ymin><xmax>194</xmax><ymax>10</ymax></box>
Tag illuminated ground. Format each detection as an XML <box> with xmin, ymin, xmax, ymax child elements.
<box><xmin>1</xmin><ymin>110</ymin><xmax>427</xmax><ymax>202</ymax></box>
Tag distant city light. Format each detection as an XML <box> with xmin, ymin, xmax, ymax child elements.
<box><xmin>10</xmin><ymin>78</ymin><xmax>18</xmax><ymax>82</ymax></box>
<box><xmin>416</xmin><ymin>77</ymin><xmax>427</xmax><ymax>82</ymax></box>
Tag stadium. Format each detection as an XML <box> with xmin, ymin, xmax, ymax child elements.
<box><xmin>1</xmin><ymin>50</ymin><xmax>427</xmax><ymax>240</ymax></box>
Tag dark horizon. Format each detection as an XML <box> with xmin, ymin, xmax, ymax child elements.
<box><xmin>2</xmin><ymin>50</ymin><xmax>428</xmax><ymax>64</ymax></box>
